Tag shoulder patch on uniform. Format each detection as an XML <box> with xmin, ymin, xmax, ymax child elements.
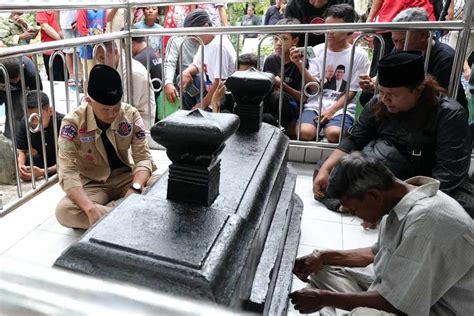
<box><xmin>135</xmin><ymin>130</ymin><xmax>146</xmax><ymax>140</ymax></box>
<box><xmin>60</xmin><ymin>125</ymin><xmax>77</xmax><ymax>140</ymax></box>
<box><xmin>116</xmin><ymin>121</ymin><xmax>132</xmax><ymax>137</ymax></box>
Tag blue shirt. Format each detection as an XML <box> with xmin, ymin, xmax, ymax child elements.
<box><xmin>133</xmin><ymin>21</ymin><xmax>163</xmax><ymax>53</ymax></box>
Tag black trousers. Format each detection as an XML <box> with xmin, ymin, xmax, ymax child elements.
<box><xmin>43</xmin><ymin>53</ymin><xmax>65</xmax><ymax>82</ymax></box>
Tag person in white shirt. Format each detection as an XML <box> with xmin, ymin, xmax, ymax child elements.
<box><xmin>181</xmin><ymin>22</ymin><xmax>236</xmax><ymax>111</ymax></box>
<box><xmin>95</xmin><ymin>41</ymin><xmax>155</xmax><ymax>129</ymax></box>
<box><xmin>299</xmin><ymin>4</ymin><xmax>369</xmax><ymax>143</ymax></box>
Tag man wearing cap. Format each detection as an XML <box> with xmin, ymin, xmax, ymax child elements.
<box><xmin>95</xmin><ymin>40</ymin><xmax>155</xmax><ymax>129</ymax></box>
<box><xmin>163</xmin><ymin>9</ymin><xmax>212</xmax><ymax>110</ymax></box>
<box><xmin>291</xmin><ymin>152</ymin><xmax>474</xmax><ymax>315</ymax></box>
<box><xmin>313</xmin><ymin>50</ymin><xmax>473</xmax><ymax>217</ymax></box>
<box><xmin>56</xmin><ymin>64</ymin><xmax>156</xmax><ymax>229</ymax></box>
<box><xmin>359</xmin><ymin>7</ymin><xmax>468</xmax><ymax>110</ymax></box>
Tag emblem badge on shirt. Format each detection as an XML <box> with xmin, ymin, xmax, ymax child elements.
<box><xmin>116</xmin><ymin>121</ymin><xmax>132</xmax><ymax>137</ymax></box>
<box><xmin>60</xmin><ymin>125</ymin><xmax>77</xmax><ymax>140</ymax></box>
<box><xmin>135</xmin><ymin>130</ymin><xmax>146</xmax><ymax>140</ymax></box>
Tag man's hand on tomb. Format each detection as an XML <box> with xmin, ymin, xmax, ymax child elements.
<box><xmin>292</xmin><ymin>250</ymin><xmax>324</xmax><ymax>282</ymax></box>
<box><xmin>86</xmin><ymin>206</ymin><xmax>108</xmax><ymax>226</ymax></box>
<box><xmin>289</xmin><ymin>288</ymin><xmax>325</xmax><ymax>314</ymax></box>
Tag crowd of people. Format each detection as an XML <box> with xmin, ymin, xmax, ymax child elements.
<box><xmin>0</xmin><ymin>1</ymin><xmax>473</xmax><ymax>315</ymax></box>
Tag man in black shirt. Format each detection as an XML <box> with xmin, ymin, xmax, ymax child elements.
<box><xmin>315</xmin><ymin>51</ymin><xmax>473</xmax><ymax>217</ymax></box>
<box><xmin>359</xmin><ymin>7</ymin><xmax>468</xmax><ymax>110</ymax></box>
<box><xmin>284</xmin><ymin>0</ymin><xmax>354</xmax><ymax>47</ymax></box>
<box><xmin>0</xmin><ymin>57</ymin><xmax>42</xmax><ymax>139</ymax></box>
<box><xmin>16</xmin><ymin>90</ymin><xmax>63</xmax><ymax>181</ymax></box>
<box><xmin>131</xmin><ymin>36</ymin><xmax>162</xmax><ymax>102</ymax></box>
<box><xmin>263</xmin><ymin>18</ymin><xmax>313</xmax><ymax>137</ymax></box>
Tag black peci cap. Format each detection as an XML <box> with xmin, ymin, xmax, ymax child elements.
<box><xmin>377</xmin><ymin>50</ymin><xmax>425</xmax><ymax>88</ymax></box>
<box><xmin>87</xmin><ymin>64</ymin><xmax>123</xmax><ymax>106</ymax></box>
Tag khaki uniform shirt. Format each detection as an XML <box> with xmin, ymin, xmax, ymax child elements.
<box><xmin>369</xmin><ymin>176</ymin><xmax>474</xmax><ymax>315</ymax></box>
<box><xmin>58</xmin><ymin>103</ymin><xmax>156</xmax><ymax>192</ymax></box>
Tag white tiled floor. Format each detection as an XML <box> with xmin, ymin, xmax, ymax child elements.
<box><xmin>0</xmin><ymin>156</ymin><xmax>378</xmax><ymax>315</ymax></box>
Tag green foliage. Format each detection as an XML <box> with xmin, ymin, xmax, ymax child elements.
<box><xmin>228</xmin><ymin>1</ymin><xmax>271</xmax><ymax>26</ymax></box>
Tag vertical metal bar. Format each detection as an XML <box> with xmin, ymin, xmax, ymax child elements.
<box><xmin>82</xmin><ymin>45</ymin><xmax>89</xmax><ymax>89</ymax></box>
<box><xmin>73</xmin><ymin>46</ymin><xmax>80</xmax><ymax>107</ymax></box>
<box><xmin>449</xmin><ymin>0</ymin><xmax>473</xmax><ymax>98</ymax></box>
<box><xmin>146</xmin><ymin>35</ymin><xmax>152</xmax><ymax>127</ymax></box>
<box><xmin>371</xmin><ymin>33</ymin><xmax>386</xmax><ymax>95</ymax></box>
<box><xmin>316</xmin><ymin>35</ymin><xmax>329</xmax><ymax>142</ymax></box>
<box><xmin>178</xmin><ymin>37</ymin><xmax>184</xmax><ymax>109</ymax></box>
<box><xmin>159</xmin><ymin>35</ymin><xmax>165</xmax><ymax>118</ymax></box>
<box><xmin>235</xmin><ymin>34</ymin><xmax>240</xmax><ymax>70</ymax></box>
<box><xmin>219</xmin><ymin>34</ymin><xmax>223</xmax><ymax>83</ymax></box>
<box><xmin>199</xmin><ymin>37</ymin><xmax>205</xmax><ymax>107</ymax></box>
<box><xmin>338</xmin><ymin>33</ymin><xmax>366</xmax><ymax>143</ymax></box>
<box><xmin>297</xmin><ymin>32</ymin><xmax>309</xmax><ymax>141</ymax></box>
<box><xmin>18</xmin><ymin>57</ymin><xmax>36</xmax><ymax>189</ymax></box>
<box><xmin>0</xmin><ymin>64</ymin><xmax>22</xmax><ymax>197</ymax></box>
<box><xmin>403</xmin><ymin>31</ymin><xmax>411</xmax><ymax>51</ymax></box>
<box><xmin>424</xmin><ymin>31</ymin><xmax>434</xmax><ymax>73</ymax></box>
<box><xmin>124</xmin><ymin>6</ymin><xmax>134</xmax><ymax>105</ymax></box>
<box><xmin>34</xmin><ymin>54</ymin><xmax>50</xmax><ymax>182</ymax></box>
<box><xmin>257</xmin><ymin>34</ymin><xmax>285</xmax><ymax>129</ymax></box>
<box><xmin>48</xmin><ymin>51</ymin><xmax>65</xmax><ymax>162</ymax></box>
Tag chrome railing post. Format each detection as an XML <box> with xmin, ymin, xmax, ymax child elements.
<box><xmin>0</xmin><ymin>64</ymin><xmax>22</xmax><ymax>197</ymax></box>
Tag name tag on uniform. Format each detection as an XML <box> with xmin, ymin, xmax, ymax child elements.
<box><xmin>79</xmin><ymin>136</ymin><xmax>95</xmax><ymax>143</ymax></box>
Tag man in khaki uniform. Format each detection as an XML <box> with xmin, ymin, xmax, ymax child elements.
<box><xmin>56</xmin><ymin>64</ymin><xmax>156</xmax><ymax>229</ymax></box>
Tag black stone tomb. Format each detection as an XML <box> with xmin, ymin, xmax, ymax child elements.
<box><xmin>55</xmin><ymin>74</ymin><xmax>302</xmax><ymax>315</ymax></box>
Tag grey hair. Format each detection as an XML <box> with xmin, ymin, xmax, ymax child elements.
<box><xmin>393</xmin><ymin>7</ymin><xmax>429</xmax><ymax>22</ymax></box>
<box><xmin>325</xmin><ymin>152</ymin><xmax>396</xmax><ymax>200</ymax></box>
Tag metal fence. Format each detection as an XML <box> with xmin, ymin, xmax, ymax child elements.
<box><xmin>0</xmin><ymin>0</ymin><xmax>472</xmax><ymax>215</ymax></box>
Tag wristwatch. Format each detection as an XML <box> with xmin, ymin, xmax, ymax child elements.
<box><xmin>131</xmin><ymin>182</ymin><xmax>143</xmax><ymax>194</ymax></box>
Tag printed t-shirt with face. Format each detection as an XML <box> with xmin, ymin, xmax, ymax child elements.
<box><xmin>305</xmin><ymin>44</ymin><xmax>370</xmax><ymax>118</ymax></box>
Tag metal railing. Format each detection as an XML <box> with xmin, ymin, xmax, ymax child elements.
<box><xmin>0</xmin><ymin>0</ymin><xmax>472</xmax><ymax>215</ymax></box>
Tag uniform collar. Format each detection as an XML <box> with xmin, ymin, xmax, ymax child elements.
<box><xmin>392</xmin><ymin>176</ymin><xmax>440</xmax><ymax>221</ymax></box>
<box><xmin>85</xmin><ymin>104</ymin><xmax>124</xmax><ymax>132</ymax></box>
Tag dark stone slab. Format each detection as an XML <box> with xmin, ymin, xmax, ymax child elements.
<box><xmin>55</xmin><ymin>123</ymin><xmax>299</xmax><ymax>311</ymax></box>
<box><xmin>267</xmin><ymin>195</ymin><xmax>303</xmax><ymax>316</ymax></box>
<box><xmin>89</xmin><ymin>197</ymin><xmax>231</xmax><ymax>269</ymax></box>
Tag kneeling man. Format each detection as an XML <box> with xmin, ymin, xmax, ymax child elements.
<box><xmin>291</xmin><ymin>152</ymin><xmax>473</xmax><ymax>315</ymax></box>
<box><xmin>56</xmin><ymin>64</ymin><xmax>156</xmax><ymax>229</ymax></box>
